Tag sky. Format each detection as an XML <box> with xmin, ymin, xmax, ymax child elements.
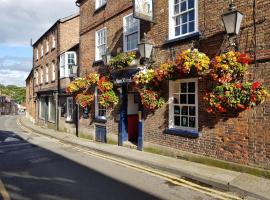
<box><xmin>0</xmin><ymin>0</ymin><xmax>78</xmax><ymax>86</ymax></box>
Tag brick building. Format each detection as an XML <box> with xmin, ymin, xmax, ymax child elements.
<box><xmin>75</xmin><ymin>0</ymin><xmax>270</xmax><ymax>169</ymax></box>
<box><xmin>32</xmin><ymin>13</ymin><xmax>80</xmax><ymax>129</ymax></box>
<box><xmin>25</xmin><ymin>69</ymin><xmax>35</xmax><ymax>122</ymax></box>
<box><xmin>0</xmin><ymin>95</ymin><xmax>18</xmax><ymax>115</ymax></box>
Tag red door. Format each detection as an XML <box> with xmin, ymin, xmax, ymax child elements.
<box><xmin>128</xmin><ymin>115</ymin><xmax>139</xmax><ymax>141</ymax></box>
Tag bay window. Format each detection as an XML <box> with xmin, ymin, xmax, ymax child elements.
<box><xmin>123</xmin><ymin>14</ymin><xmax>140</xmax><ymax>52</ymax></box>
<box><xmin>60</xmin><ymin>51</ymin><xmax>77</xmax><ymax>78</ymax></box>
<box><xmin>95</xmin><ymin>28</ymin><xmax>107</xmax><ymax>61</ymax></box>
<box><xmin>169</xmin><ymin>79</ymin><xmax>198</xmax><ymax>131</ymax></box>
<box><xmin>169</xmin><ymin>0</ymin><xmax>197</xmax><ymax>40</ymax></box>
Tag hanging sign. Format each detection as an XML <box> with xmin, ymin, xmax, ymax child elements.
<box><xmin>133</xmin><ymin>0</ymin><xmax>154</xmax><ymax>22</ymax></box>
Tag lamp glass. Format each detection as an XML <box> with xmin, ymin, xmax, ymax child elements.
<box><xmin>222</xmin><ymin>10</ymin><xmax>243</xmax><ymax>35</ymax></box>
<box><xmin>138</xmin><ymin>43</ymin><xmax>146</xmax><ymax>58</ymax></box>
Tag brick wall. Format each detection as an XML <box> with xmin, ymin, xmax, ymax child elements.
<box><xmin>78</xmin><ymin>0</ymin><xmax>270</xmax><ymax>168</ymax></box>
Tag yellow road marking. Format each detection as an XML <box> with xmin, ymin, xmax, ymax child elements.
<box><xmin>17</xmin><ymin>119</ymin><xmax>243</xmax><ymax>200</ymax></box>
<box><xmin>0</xmin><ymin>179</ymin><xmax>10</xmax><ymax>200</ymax></box>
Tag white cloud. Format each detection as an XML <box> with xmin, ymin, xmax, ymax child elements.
<box><xmin>0</xmin><ymin>69</ymin><xmax>28</xmax><ymax>86</ymax></box>
<box><xmin>0</xmin><ymin>0</ymin><xmax>79</xmax><ymax>46</ymax></box>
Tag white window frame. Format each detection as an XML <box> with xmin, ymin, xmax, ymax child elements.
<box><xmin>46</xmin><ymin>39</ymin><xmax>49</xmax><ymax>53</ymax></box>
<box><xmin>123</xmin><ymin>13</ymin><xmax>140</xmax><ymax>52</ymax></box>
<box><xmin>45</xmin><ymin>65</ymin><xmax>49</xmax><ymax>83</ymax></box>
<box><xmin>60</xmin><ymin>51</ymin><xmax>77</xmax><ymax>78</ymax></box>
<box><xmin>35</xmin><ymin>70</ymin><xmax>39</xmax><ymax>85</ymax></box>
<box><xmin>41</xmin><ymin>45</ymin><xmax>44</xmax><ymax>57</ymax></box>
<box><xmin>48</xmin><ymin>96</ymin><xmax>56</xmax><ymax>123</ymax></box>
<box><xmin>52</xmin><ymin>34</ymin><xmax>56</xmax><ymax>49</ymax></box>
<box><xmin>95</xmin><ymin>87</ymin><xmax>106</xmax><ymax>120</ymax></box>
<box><xmin>66</xmin><ymin>97</ymin><xmax>74</xmax><ymax>122</ymax></box>
<box><xmin>169</xmin><ymin>78</ymin><xmax>198</xmax><ymax>131</ymax></box>
<box><xmin>40</xmin><ymin>68</ymin><xmax>43</xmax><ymax>84</ymax></box>
<box><xmin>95</xmin><ymin>28</ymin><xmax>107</xmax><ymax>61</ymax></box>
<box><xmin>95</xmin><ymin>0</ymin><xmax>107</xmax><ymax>10</ymax></box>
<box><xmin>168</xmin><ymin>0</ymin><xmax>198</xmax><ymax>40</ymax></box>
<box><xmin>52</xmin><ymin>62</ymin><xmax>56</xmax><ymax>81</ymax></box>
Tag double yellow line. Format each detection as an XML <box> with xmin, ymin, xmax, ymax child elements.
<box><xmin>16</xmin><ymin>119</ymin><xmax>243</xmax><ymax>200</ymax></box>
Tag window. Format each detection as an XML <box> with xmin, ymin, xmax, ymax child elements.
<box><xmin>95</xmin><ymin>0</ymin><xmax>106</xmax><ymax>9</ymax></box>
<box><xmin>36</xmin><ymin>49</ymin><xmax>39</xmax><ymax>60</ymax></box>
<box><xmin>66</xmin><ymin>97</ymin><xmax>74</xmax><ymax>122</ymax></box>
<box><xmin>52</xmin><ymin>63</ymin><xmax>56</xmax><ymax>81</ymax></box>
<box><xmin>169</xmin><ymin>79</ymin><xmax>198</xmax><ymax>130</ymax></box>
<box><xmin>45</xmin><ymin>65</ymin><xmax>49</xmax><ymax>83</ymax></box>
<box><xmin>41</xmin><ymin>45</ymin><xmax>44</xmax><ymax>57</ymax></box>
<box><xmin>46</xmin><ymin>40</ymin><xmax>49</xmax><ymax>53</ymax></box>
<box><xmin>39</xmin><ymin>97</ymin><xmax>46</xmax><ymax>119</ymax></box>
<box><xmin>95</xmin><ymin>87</ymin><xmax>106</xmax><ymax>119</ymax></box>
<box><xmin>95</xmin><ymin>28</ymin><xmax>107</xmax><ymax>61</ymax></box>
<box><xmin>52</xmin><ymin>34</ymin><xmax>56</xmax><ymax>49</ymax></box>
<box><xmin>169</xmin><ymin>0</ymin><xmax>197</xmax><ymax>40</ymax></box>
<box><xmin>123</xmin><ymin>14</ymin><xmax>140</xmax><ymax>52</ymax></box>
<box><xmin>40</xmin><ymin>68</ymin><xmax>43</xmax><ymax>84</ymax></box>
<box><xmin>48</xmin><ymin>96</ymin><xmax>56</xmax><ymax>122</ymax></box>
<box><xmin>35</xmin><ymin>70</ymin><xmax>39</xmax><ymax>85</ymax></box>
<box><xmin>60</xmin><ymin>52</ymin><xmax>77</xmax><ymax>78</ymax></box>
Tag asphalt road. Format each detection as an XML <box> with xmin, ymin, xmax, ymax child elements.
<box><xmin>0</xmin><ymin>116</ymin><xmax>234</xmax><ymax>200</ymax></box>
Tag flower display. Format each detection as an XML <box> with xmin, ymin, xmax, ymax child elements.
<box><xmin>66</xmin><ymin>78</ymin><xmax>88</xmax><ymax>94</ymax></box>
<box><xmin>108</xmin><ymin>52</ymin><xmax>137</xmax><ymax>70</ymax></box>
<box><xmin>139</xmin><ymin>89</ymin><xmax>165</xmax><ymax>110</ymax></box>
<box><xmin>75</xmin><ymin>94</ymin><xmax>94</xmax><ymax>108</ymax></box>
<box><xmin>85</xmin><ymin>73</ymin><xmax>100</xmax><ymax>84</ymax></box>
<box><xmin>205</xmin><ymin>82</ymin><xmax>269</xmax><ymax>113</ymax></box>
<box><xmin>175</xmin><ymin>49</ymin><xmax>210</xmax><ymax>77</ymax></box>
<box><xmin>210</xmin><ymin>51</ymin><xmax>250</xmax><ymax>84</ymax></box>
<box><xmin>133</xmin><ymin>69</ymin><xmax>156</xmax><ymax>89</ymax></box>
<box><xmin>98</xmin><ymin>76</ymin><xmax>114</xmax><ymax>92</ymax></box>
<box><xmin>155</xmin><ymin>62</ymin><xmax>179</xmax><ymax>81</ymax></box>
<box><xmin>99</xmin><ymin>90</ymin><xmax>119</xmax><ymax>107</ymax></box>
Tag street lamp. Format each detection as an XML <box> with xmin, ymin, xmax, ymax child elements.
<box><xmin>221</xmin><ymin>1</ymin><xmax>243</xmax><ymax>36</ymax></box>
<box><xmin>138</xmin><ymin>39</ymin><xmax>153</xmax><ymax>59</ymax></box>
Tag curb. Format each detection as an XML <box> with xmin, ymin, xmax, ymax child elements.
<box><xmin>18</xmin><ymin>118</ymin><xmax>270</xmax><ymax>200</ymax></box>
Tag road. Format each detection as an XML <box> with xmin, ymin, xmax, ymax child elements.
<box><xmin>0</xmin><ymin>116</ymin><xmax>245</xmax><ymax>200</ymax></box>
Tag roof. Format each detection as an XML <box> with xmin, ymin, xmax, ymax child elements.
<box><xmin>25</xmin><ymin>68</ymin><xmax>33</xmax><ymax>82</ymax></box>
<box><xmin>32</xmin><ymin>13</ymin><xmax>79</xmax><ymax>47</ymax></box>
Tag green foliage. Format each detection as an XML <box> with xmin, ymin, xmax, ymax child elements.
<box><xmin>0</xmin><ymin>84</ymin><xmax>26</xmax><ymax>104</ymax></box>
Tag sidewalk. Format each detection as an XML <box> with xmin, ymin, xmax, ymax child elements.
<box><xmin>19</xmin><ymin>116</ymin><xmax>270</xmax><ymax>200</ymax></box>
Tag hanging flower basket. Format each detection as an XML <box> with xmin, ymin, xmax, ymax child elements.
<box><xmin>139</xmin><ymin>89</ymin><xmax>165</xmax><ymax>110</ymax></box>
<box><xmin>175</xmin><ymin>49</ymin><xmax>210</xmax><ymax>77</ymax></box>
<box><xmin>205</xmin><ymin>82</ymin><xmax>269</xmax><ymax>113</ymax></box>
<box><xmin>209</xmin><ymin>51</ymin><xmax>250</xmax><ymax>84</ymax></box>
<box><xmin>99</xmin><ymin>90</ymin><xmax>119</xmax><ymax>107</ymax></box>
<box><xmin>108</xmin><ymin>52</ymin><xmax>137</xmax><ymax>71</ymax></box>
<box><xmin>75</xmin><ymin>94</ymin><xmax>94</xmax><ymax>108</ymax></box>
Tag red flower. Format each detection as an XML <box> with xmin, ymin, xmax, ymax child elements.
<box><xmin>252</xmin><ymin>81</ymin><xmax>261</xmax><ymax>90</ymax></box>
<box><xmin>237</xmin><ymin>53</ymin><xmax>251</xmax><ymax>64</ymax></box>
<box><xmin>234</xmin><ymin>83</ymin><xmax>242</xmax><ymax>89</ymax></box>
<box><xmin>250</xmin><ymin>95</ymin><xmax>257</xmax><ymax>103</ymax></box>
<box><xmin>237</xmin><ymin>104</ymin><xmax>245</xmax><ymax>110</ymax></box>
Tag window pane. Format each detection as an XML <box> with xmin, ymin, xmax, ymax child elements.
<box><xmin>189</xmin><ymin>21</ymin><xmax>195</xmax><ymax>32</ymax></box>
<box><xmin>174</xmin><ymin>116</ymin><xmax>180</xmax><ymax>126</ymax></box>
<box><xmin>175</xmin><ymin>16</ymin><xmax>181</xmax><ymax>26</ymax></box>
<box><xmin>189</xmin><ymin>10</ymin><xmax>195</xmax><ymax>21</ymax></box>
<box><xmin>174</xmin><ymin>4</ymin><xmax>180</xmax><ymax>15</ymax></box>
<box><xmin>181</xmin><ymin>23</ymin><xmax>188</xmax><ymax>34</ymax></box>
<box><xmin>181</xmin><ymin>83</ymin><xmax>187</xmax><ymax>93</ymax></box>
<box><xmin>188</xmin><ymin>82</ymin><xmax>195</xmax><ymax>92</ymax></box>
<box><xmin>175</xmin><ymin>26</ymin><xmax>181</xmax><ymax>36</ymax></box>
<box><xmin>188</xmin><ymin>0</ymin><xmax>194</xmax><ymax>9</ymax></box>
<box><xmin>181</xmin><ymin>116</ymin><xmax>188</xmax><ymax>127</ymax></box>
<box><xmin>174</xmin><ymin>106</ymin><xmax>180</xmax><ymax>114</ymax></box>
<box><xmin>181</xmin><ymin>106</ymin><xmax>188</xmax><ymax>115</ymax></box>
<box><xmin>180</xmin><ymin>94</ymin><xmax>187</xmax><ymax>104</ymax></box>
<box><xmin>188</xmin><ymin>94</ymin><xmax>195</xmax><ymax>104</ymax></box>
<box><xmin>181</xmin><ymin>13</ymin><xmax>188</xmax><ymax>24</ymax></box>
<box><xmin>189</xmin><ymin>117</ymin><xmax>196</xmax><ymax>128</ymax></box>
<box><xmin>181</xmin><ymin>1</ymin><xmax>187</xmax><ymax>12</ymax></box>
<box><xmin>189</xmin><ymin>106</ymin><xmax>196</xmax><ymax>116</ymax></box>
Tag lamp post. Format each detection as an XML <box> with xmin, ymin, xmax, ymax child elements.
<box><xmin>221</xmin><ymin>0</ymin><xmax>243</xmax><ymax>49</ymax></box>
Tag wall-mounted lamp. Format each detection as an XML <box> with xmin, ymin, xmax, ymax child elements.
<box><xmin>138</xmin><ymin>39</ymin><xmax>153</xmax><ymax>60</ymax></box>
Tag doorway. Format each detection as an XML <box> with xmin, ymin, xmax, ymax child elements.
<box><xmin>127</xmin><ymin>93</ymin><xmax>139</xmax><ymax>142</ymax></box>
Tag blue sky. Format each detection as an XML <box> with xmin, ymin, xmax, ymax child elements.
<box><xmin>0</xmin><ymin>0</ymin><xmax>78</xmax><ymax>86</ymax></box>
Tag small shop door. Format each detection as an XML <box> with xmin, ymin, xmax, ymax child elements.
<box><xmin>127</xmin><ymin>93</ymin><xmax>139</xmax><ymax>141</ymax></box>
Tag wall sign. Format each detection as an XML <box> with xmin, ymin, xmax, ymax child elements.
<box><xmin>133</xmin><ymin>0</ymin><xmax>154</xmax><ymax>22</ymax></box>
